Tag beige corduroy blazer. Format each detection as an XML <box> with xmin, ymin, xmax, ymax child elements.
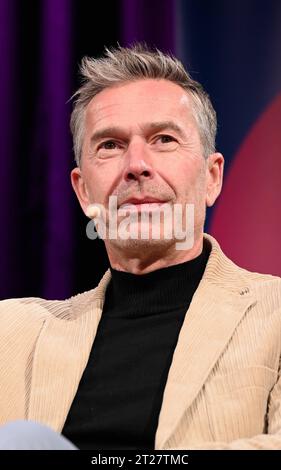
<box><xmin>0</xmin><ymin>233</ymin><xmax>281</xmax><ymax>450</ymax></box>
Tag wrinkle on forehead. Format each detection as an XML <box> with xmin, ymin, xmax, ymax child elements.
<box><xmin>87</xmin><ymin>79</ymin><xmax>192</xmax><ymax>109</ymax></box>
<box><xmin>84</xmin><ymin>80</ymin><xmax>198</xmax><ymax>143</ymax></box>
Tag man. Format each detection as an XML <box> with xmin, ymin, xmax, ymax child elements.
<box><xmin>0</xmin><ymin>44</ymin><xmax>281</xmax><ymax>450</ymax></box>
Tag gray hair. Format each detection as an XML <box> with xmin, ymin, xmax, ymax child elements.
<box><xmin>70</xmin><ymin>43</ymin><xmax>217</xmax><ymax>166</ymax></box>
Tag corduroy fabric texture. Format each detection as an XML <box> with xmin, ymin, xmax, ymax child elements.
<box><xmin>0</xmin><ymin>233</ymin><xmax>281</xmax><ymax>449</ymax></box>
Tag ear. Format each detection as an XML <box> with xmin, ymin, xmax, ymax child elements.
<box><xmin>206</xmin><ymin>152</ymin><xmax>224</xmax><ymax>207</ymax></box>
<box><xmin>71</xmin><ymin>167</ymin><xmax>91</xmax><ymax>215</ymax></box>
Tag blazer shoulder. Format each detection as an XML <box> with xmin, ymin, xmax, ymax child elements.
<box><xmin>0</xmin><ymin>268</ymin><xmax>110</xmax><ymax>323</ymax></box>
<box><xmin>204</xmin><ymin>234</ymin><xmax>281</xmax><ymax>306</ymax></box>
<box><xmin>235</xmin><ymin>266</ymin><xmax>281</xmax><ymax>308</ymax></box>
<box><xmin>0</xmin><ymin>296</ymin><xmax>71</xmax><ymax>322</ymax></box>
<box><xmin>238</xmin><ymin>265</ymin><xmax>281</xmax><ymax>288</ymax></box>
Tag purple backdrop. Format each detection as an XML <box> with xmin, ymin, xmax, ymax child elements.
<box><xmin>0</xmin><ymin>0</ymin><xmax>178</xmax><ymax>300</ymax></box>
<box><xmin>2</xmin><ymin>1</ymin><xmax>279</xmax><ymax>300</ymax></box>
<box><xmin>40</xmin><ymin>0</ymin><xmax>74</xmax><ymax>298</ymax></box>
<box><xmin>121</xmin><ymin>0</ymin><xmax>177</xmax><ymax>52</ymax></box>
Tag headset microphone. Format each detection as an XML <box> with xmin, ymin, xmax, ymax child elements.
<box><xmin>86</xmin><ymin>204</ymin><xmax>101</xmax><ymax>219</ymax></box>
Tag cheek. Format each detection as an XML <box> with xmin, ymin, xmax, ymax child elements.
<box><xmin>83</xmin><ymin>163</ymin><xmax>118</xmax><ymax>203</ymax></box>
<box><xmin>166</xmin><ymin>163</ymin><xmax>201</xmax><ymax>193</ymax></box>
<box><xmin>170</xmin><ymin>164</ymin><xmax>207</xmax><ymax>201</ymax></box>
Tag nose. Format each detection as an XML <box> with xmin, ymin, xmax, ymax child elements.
<box><xmin>122</xmin><ymin>140</ymin><xmax>155</xmax><ymax>183</ymax></box>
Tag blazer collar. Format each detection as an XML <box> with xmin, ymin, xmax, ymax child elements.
<box><xmin>155</xmin><ymin>279</ymin><xmax>255</xmax><ymax>448</ymax></box>
<box><xmin>154</xmin><ymin>233</ymin><xmax>256</xmax><ymax>448</ymax></box>
<box><xmin>27</xmin><ymin>272</ymin><xmax>111</xmax><ymax>431</ymax></box>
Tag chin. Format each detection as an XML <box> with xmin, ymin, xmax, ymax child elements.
<box><xmin>108</xmin><ymin>236</ymin><xmax>175</xmax><ymax>254</ymax></box>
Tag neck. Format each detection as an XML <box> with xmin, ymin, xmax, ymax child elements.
<box><xmin>105</xmin><ymin>235</ymin><xmax>204</xmax><ymax>274</ymax></box>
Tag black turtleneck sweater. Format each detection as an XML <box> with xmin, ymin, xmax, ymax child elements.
<box><xmin>62</xmin><ymin>241</ymin><xmax>210</xmax><ymax>450</ymax></box>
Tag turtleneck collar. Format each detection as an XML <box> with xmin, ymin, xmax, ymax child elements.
<box><xmin>103</xmin><ymin>239</ymin><xmax>211</xmax><ymax>318</ymax></box>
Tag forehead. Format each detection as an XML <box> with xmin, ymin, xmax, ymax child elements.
<box><xmin>84</xmin><ymin>79</ymin><xmax>196</xmax><ymax>130</ymax></box>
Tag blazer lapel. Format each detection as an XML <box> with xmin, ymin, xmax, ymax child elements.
<box><xmin>27</xmin><ymin>302</ymin><xmax>101</xmax><ymax>431</ymax></box>
<box><xmin>155</xmin><ymin>279</ymin><xmax>256</xmax><ymax>449</ymax></box>
<box><xmin>27</xmin><ymin>272</ymin><xmax>111</xmax><ymax>431</ymax></box>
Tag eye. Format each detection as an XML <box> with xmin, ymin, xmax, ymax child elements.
<box><xmin>99</xmin><ymin>140</ymin><xmax>119</xmax><ymax>150</ymax></box>
<box><xmin>156</xmin><ymin>134</ymin><xmax>177</xmax><ymax>144</ymax></box>
<box><xmin>94</xmin><ymin>139</ymin><xmax>124</xmax><ymax>159</ymax></box>
<box><xmin>153</xmin><ymin>134</ymin><xmax>178</xmax><ymax>152</ymax></box>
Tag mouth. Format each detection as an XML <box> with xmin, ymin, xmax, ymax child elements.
<box><xmin>118</xmin><ymin>199</ymin><xmax>170</xmax><ymax>214</ymax></box>
<box><xmin>119</xmin><ymin>197</ymin><xmax>167</xmax><ymax>208</ymax></box>
<box><xmin>119</xmin><ymin>197</ymin><xmax>167</xmax><ymax>210</ymax></box>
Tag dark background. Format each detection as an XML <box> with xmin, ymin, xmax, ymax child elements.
<box><xmin>1</xmin><ymin>0</ymin><xmax>281</xmax><ymax>300</ymax></box>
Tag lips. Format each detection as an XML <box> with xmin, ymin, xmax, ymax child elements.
<box><xmin>119</xmin><ymin>197</ymin><xmax>166</xmax><ymax>208</ymax></box>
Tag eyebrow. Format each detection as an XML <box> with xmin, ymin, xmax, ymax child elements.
<box><xmin>144</xmin><ymin>121</ymin><xmax>186</xmax><ymax>139</ymax></box>
<box><xmin>90</xmin><ymin>127</ymin><xmax>127</xmax><ymax>144</ymax></box>
<box><xmin>90</xmin><ymin>121</ymin><xmax>187</xmax><ymax>144</ymax></box>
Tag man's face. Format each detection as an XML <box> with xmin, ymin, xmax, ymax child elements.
<box><xmin>72</xmin><ymin>79</ymin><xmax>223</xmax><ymax>254</ymax></box>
